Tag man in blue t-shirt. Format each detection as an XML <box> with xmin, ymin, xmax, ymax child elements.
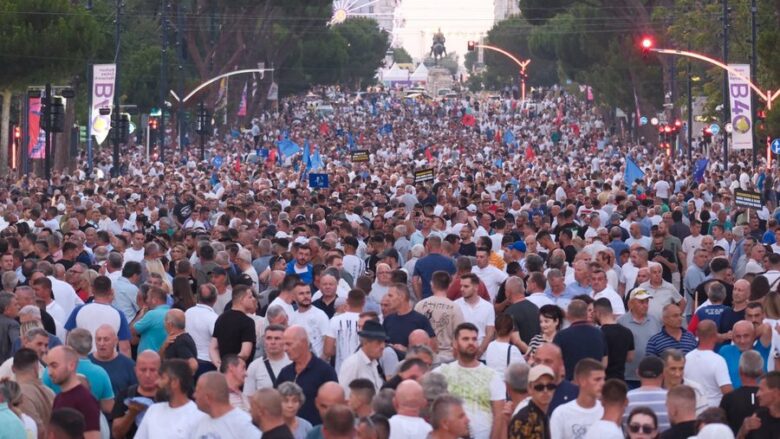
<box><xmin>286</xmin><ymin>244</ymin><xmax>313</xmax><ymax>285</ymax></box>
<box><xmin>412</xmin><ymin>236</ymin><xmax>456</xmax><ymax>300</ymax></box>
<box><xmin>718</xmin><ymin>320</ymin><xmax>771</xmax><ymax>388</ymax></box>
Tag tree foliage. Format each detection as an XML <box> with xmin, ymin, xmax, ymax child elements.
<box><xmin>392</xmin><ymin>47</ymin><xmax>413</xmax><ymax>64</ymax></box>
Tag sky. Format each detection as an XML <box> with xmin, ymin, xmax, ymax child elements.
<box><xmin>396</xmin><ymin>0</ymin><xmax>495</xmax><ymax>62</ymax></box>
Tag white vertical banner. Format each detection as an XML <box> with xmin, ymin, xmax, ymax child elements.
<box><xmin>727</xmin><ymin>64</ymin><xmax>754</xmax><ymax>150</ymax></box>
<box><xmin>90</xmin><ymin>64</ymin><xmax>116</xmax><ymax>145</ymax></box>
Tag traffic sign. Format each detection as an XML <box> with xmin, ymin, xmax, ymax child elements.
<box><xmin>709</xmin><ymin>123</ymin><xmax>720</xmax><ymax>135</ymax></box>
<box><xmin>771</xmin><ymin>138</ymin><xmax>780</xmax><ymax>154</ymax></box>
<box><xmin>639</xmin><ymin>116</ymin><xmax>648</xmax><ymax>126</ymax></box>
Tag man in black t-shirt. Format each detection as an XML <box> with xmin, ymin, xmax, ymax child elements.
<box><xmin>111</xmin><ymin>351</ymin><xmax>161</xmax><ymax>438</ymax></box>
<box><xmin>503</xmin><ymin>277</ymin><xmax>540</xmax><ymax>345</ymax></box>
<box><xmin>661</xmin><ymin>385</ymin><xmax>698</xmax><ymax>439</ymax></box>
<box><xmin>160</xmin><ymin>309</ymin><xmax>198</xmax><ymax>373</ymax></box>
<box><xmin>594</xmin><ymin>298</ymin><xmax>634</xmax><ymax>381</ymax></box>
<box><xmin>211</xmin><ymin>285</ymin><xmax>257</xmax><ymax>369</ymax></box>
<box><xmin>739</xmin><ymin>370</ymin><xmax>780</xmax><ymax>439</ymax></box>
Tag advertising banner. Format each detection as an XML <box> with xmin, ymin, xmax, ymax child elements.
<box><xmin>90</xmin><ymin>64</ymin><xmax>116</xmax><ymax>144</ymax></box>
<box><xmin>727</xmin><ymin>64</ymin><xmax>753</xmax><ymax>150</ymax></box>
<box><xmin>27</xmin><ymin>97</ymin><xmax>45</xmax><ymax>159</ymax></box>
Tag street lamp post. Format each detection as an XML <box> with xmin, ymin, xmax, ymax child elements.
<box><xmin>468</xmin><ymin>42</ymin><xmax>531</xmax><ymax>101</ymax></box>
<box><xmin>647</xmin><ymin>46</ymin><xmax>780</xmax><ymax>169</ymax></box>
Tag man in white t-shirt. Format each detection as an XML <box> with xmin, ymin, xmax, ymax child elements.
<box><xmin>454</xmin><ymin>274</ymin><xmax>495</xmax><ymax>360</ymax></box>
<box><xmin>388</xmin><ymin>379</ymin><xmax>432</xmax><ymax>439</ymax></box>
<box><xmin>682</xmin><ymin>221</ymin><xmax>704</xmax><ymax>268</ymax></box>
<box><xmin>684</xmin><ymin>320</ymin><xmax>732</xmax><ymax>407</ymax></box>
<box><xmin>290</xmin><ymin>283</ymin><xmax>329</xmax><ymax>358</ymax></box>
<box><xmin>471</xmin><ymin>248</ymin><xmax>507</xmax><ymax>301</ymax></box>
<box><xmin>192</xmin><ymin>372</ymin><xmax>260</xmax><ymax>438</ymax></box>
<box><xmin>591</xmin><ymin>270</ymin><xmax>625</xmax><ymax>316</ymax></box>
<box><xmin>135</xmin><ymin>359</ymin><xmax>207</xmax><ymax>439</ymax></box>
<box><xmin>549</xmin><ymin>358</ymin><xmax>605</xmax><ymax>439</ymax></box>
<box><xmin>434</xmin><ymin>322</ymin><xmax>504</xmax><ymax>439</ymax></box>
<box><xmin>324</xmin><ymin>289</ymin><xmax>365</xmax><ymax>372</ymax></box>
<box><xmin>583</xmin><ymin>378</ymin><xmax>627</xmax><ymax>439</ymax></box>
<box><xmin>654</xmin><ymin>179</ymin><xmax>671</xmax><ymax>201</ymax></box>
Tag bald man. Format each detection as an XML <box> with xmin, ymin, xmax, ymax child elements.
<box><xmin>192</xmin><ymin>372</ymin><xmax>259</xmax><ymax>438</ymax></box>
<box><xmin>718</xmin><ymin>320</ymin><xmax>771</xmax><ymax>388</ymax></box>
<box><xmin>277</xmin><ymin>326</ymin><xmax>338</xmax><ymax>425</ymax></box>
<box><xmin>718</xmin><ymin>279</ymin><xmax>750</xmax><ymax>333</ymax></box>
<box><xmin>89</xmin><ymin>324</ymin><xmax>137</xmax><ymax>397</ymax></box>
<box><xmin>48</xmin><ymin>346</ymin><xmax>101</xmax><ymax>439</ymax></box>
<box><xmin>684</xmin><ymin>320</ymin><xmax>733</xmax><ymax>406</ymax></box>
<box><xmin>250</xmin><ymin>388</ymin><xmax>294</xmax><ymax>438</ymax></box>
<box><xmin>111</xmin><ymin>350</ymin><xmax>161</xmax><ymax>439</ymax></box>
<box><xmin>389</xmin><ymin>380</ymin><xmax>432</xmax><ymax>438</ymax></box>
<box><xmin>161</xmin><ymin>309</ymin><xmax>198</xmax><ymax>374</ymax></box>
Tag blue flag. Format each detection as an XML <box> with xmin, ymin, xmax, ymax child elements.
<box><xmin>503</xmin><ymin>130</ymin><xmax>515</xmax><ymax>146</ymax></box>
<box><xmin>310</xmin><ymin>148</ymin><xmax>324</xmax><ymax>170</ymax></box>
<box><xmin>624</xmin><ymin>156</ymin><xmax>645</xmax><ymax>189</ymax></box>
<box><xmin>303</xmin><ymin>140</ymin><xmax>311</xmax><ymax>170</ymax></box>
<box><xmin>694</xmin><ymin>159</ymin><xmax>709</xmax><ymax>183</ymax></box>
<box><xmin>277</xmin><ymin>139</ymin><xmax>300</xmax><ymax>158</ymax></box>
<box><xmin>347</xmin><ymin>132</ymin><xmax>356</xmax><ymax>150</ymax></box>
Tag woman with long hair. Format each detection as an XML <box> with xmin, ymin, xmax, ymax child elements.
<box><xmin>171</xmin><ymin>276</ymin><xmax>196</xmax><ymax>310</ymax></box>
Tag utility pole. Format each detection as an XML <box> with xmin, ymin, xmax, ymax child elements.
<box><xmin>722</xmin><ymin>0</ymin><xmax>730</xmax><ymax>169</ymax></box>
<box><xmin>44</xmin><ymin>83</ymin><xmax>52</xmax><ymax>182</ymax></box>
<box><xmin>160</xmin><ymin>0</ymin><xmax>169</xmax><ymax>161</ymax></box>
<box><xmin>111</xmin><ymin>0</ymin><xmax>122</xmax><ymax>177</ymax></box>
<box><xmin>176</xmin><ymin>0</ymin><xmax>185</xmax><ymax>152</ymax></box>
<box><xmin>750</xmin><ymin>0</ymin><xmax>758</xmax><ymax>168</ymax></box>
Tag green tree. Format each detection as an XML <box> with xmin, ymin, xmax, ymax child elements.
<box><xmin>392</xmin><ymin>47</ymin><xmax>413</xmax><ymax>64</ymax></box>
<box><xmin>332</xmin><ymin>18</ymin><xmax>390</xmax><ymax>89</ymax></box>
<box><xmin>0</xmin><ymin>0</ymin><xmax>101</xmax><ymax>174</ymax></box>
<box><xmin>424</xmin><ymin>53</ymin><xmax>459</xmax><ymax>76</ymax></box>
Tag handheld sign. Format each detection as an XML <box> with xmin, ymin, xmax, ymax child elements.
<box><xmin>351</xmin><ymin>150</ymin><xmax>370</xmax><ymax>162</ymax></box>
<box><xmin>734</xmin><ymin>190</ymin><xmax>762</xmax><ymax>209</ymax></box>
<box><xmin>308</xmin><ymin>173</ymin><xmax>329</xmax><ymax>189</ymax></box>
<box><xmin>414</xmin><ymin>168</ymin><xmax>435</xmax><ymax>184</ymax></box>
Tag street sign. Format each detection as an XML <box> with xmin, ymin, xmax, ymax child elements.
<box><xmin>771</xmin><ymin>138</ymin><xmax>780</xmax><ymax>154</ymax></box>
<box><xmin>309</xmin><ymin>173</ymin><xmax>329</xmax><ymax>189</ymax></box>
<box><xmin>639</xmin><ymin>116</ymin><xmax>648</xmax><ymax>126</ymax></box>
<box><xmin>709</xmin><ymin>123</ymin><xmax>720</xmax><ymax>135</ymax></box>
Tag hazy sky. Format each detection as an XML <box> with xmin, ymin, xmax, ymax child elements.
<box><xmin>396</xmin><ymin>0</ymin><xmax>494</xmax><ymax>62</ymax></box>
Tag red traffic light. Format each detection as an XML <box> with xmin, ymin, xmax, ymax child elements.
<box><xmin>641</xmin><ymin>37</ymin><xmax>654</xmax><ymax>50</ymax></box>
<box><xmin>13</xmin><ymin>126</ymin><xmax>20</xmax><ymax>139</ymax></box>
<box><xmin>467</xmin><ymin>41</ymin><xmax>475</xmax><ymax>52</ymax></box>
<box><xmin>663</xmin><ymin>126</ymin><xmax>672</xmax><ymax>133</ymax></box>
<box><xmin>674</xmin><ymin>120</ymin><xmax>682</xmax><ymax>128</ymax></box>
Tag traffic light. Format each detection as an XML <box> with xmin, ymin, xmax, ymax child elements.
<box><xmin>467</xmin><ymin>41</ymin><xmax>475</xmax><ymax>52</ymax></box>
<box><xmin>702</xmin><ymin>127</ymin><xmax>713</xmax><ymax>144</ymax></box>
<box><xmin>640</xmin><ymin>36</ymin><xmax>654</xmax><ymax>58</ymax></box>
<box><xmin>111</xmin><ymin>113</ymin><xmax>130</xmax><ymax>143</ymax></box>
<box><xmin>196</xmin><ymin>104</ymin><xmax>211</xmax><ymax>135</ymax></box>
<box><xmin>149</xmin><ymin>117</ymin><xmax>158</xmax><ymax>130</ymax></box>
<box><xmin>13</xmin><ymin>126</ymin><xmax>20</xmax><ymax>140</ymax></box>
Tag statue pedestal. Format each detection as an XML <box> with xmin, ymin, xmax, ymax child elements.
<box><xmin>427</xmin><ymin>67</ymin><xmax>453</xmax><ymax>96</ymax></box>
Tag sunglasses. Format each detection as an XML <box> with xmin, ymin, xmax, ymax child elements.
<box><xmin>628</xmin><ymin>423</ymin><xmax>656</xmax><ymax>434</ymax></box>
<box><xmin>532</xmin><ymin>383</ymin><xmax>557</xmax><ymax>392</ymax></box>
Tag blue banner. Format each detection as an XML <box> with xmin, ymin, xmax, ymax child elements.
<box><xmin>624</xmin><ymin>156</ymin><xmax>645</xmax><ymax>189</ymax></box>
<box><xmin>694</xmin><ymin>159</ymin><xmax>709</xmax><ymax>183</ymax></box>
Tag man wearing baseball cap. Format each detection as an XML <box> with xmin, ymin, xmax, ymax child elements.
<box><xmin>508</xmin><ymin>365</ymin><xmax>556</xmax><ymax>439</ymax></box>
<box><xmin>618</xmin><ymin>287</ymin><xmax>662</xmax><ymax>389</ymax></box>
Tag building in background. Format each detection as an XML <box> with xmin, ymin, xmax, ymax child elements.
<box><xmin>494</xmin><ymin>0</ymin><xmax>520</xmax><ymax>23</ymax></box>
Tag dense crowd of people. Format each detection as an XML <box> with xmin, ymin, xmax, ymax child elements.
<box><xmin>0</xmin><ymin>85</ymin><xmax>778</xmax><ymax>439</ymax></box>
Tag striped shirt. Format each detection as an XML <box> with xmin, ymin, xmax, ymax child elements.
<box><xmin>645</xmin><ymin>327</ymin><xmax>698</xmax><ymax>357</ymax></box>
<box><xmin>624</xmin><ymin>388</ymin><xmax>670</xmax><ymax>431</ymax></box>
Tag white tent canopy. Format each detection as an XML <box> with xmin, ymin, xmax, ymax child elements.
<box><xmin>380</xmin><ymin>63</ymin><xmax>410</xmax><ymax>83</ymax></box>
<box><xmin>410</xmin><ymin>63</ymin><xmax>428</xmax><ymax>82</ymax></box>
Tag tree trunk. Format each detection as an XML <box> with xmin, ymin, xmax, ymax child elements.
<box><xmin>0</xmin><ymin>90</ymin><xmax>11</xmax><ymax>176</ymax></box>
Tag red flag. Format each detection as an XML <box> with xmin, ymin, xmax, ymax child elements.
<box><xmin>494</xmin><ymin>131</ymin><xmax>502</xmax><ymax>143</ymax></box>
<box><xmin>319</xmin><ymin>122</ymin><xmax>330</xmax><ymax>136</ymax></box>
<box><xmin>268</xmin><ymin>148</ymin><xmax>277</xmax><ymax>165</ymax></box>
<box><xmin>425</xmin><ymin>147</ymin><xmax>433</xmax><ymax>161</ymax></box>
<box><xmin>461</xmin><ymin>114</ymin><xmax>475</xmax><ymax>127</ymax></box>
<box><xmin>234</xmin><ymin>157</ymin><xmax>241</xmax><ymax>172</ymax></box>
<box><xmin>525</xmin><ymin>145</ymin><xmax>536</xmax><ymax>161</ymax></box>
<box><xmin>359</xmin><ymin>132</ymin><xmax>365</xmax><ymax>144</ymax></box>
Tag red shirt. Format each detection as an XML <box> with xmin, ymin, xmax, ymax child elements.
<box><xmin>53</xmin><ymin>384</ymin><xmax>100</xmax><ymax>432</ymax></box>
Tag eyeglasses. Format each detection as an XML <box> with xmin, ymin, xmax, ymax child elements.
<box><xmin>628</xmin><ymin>423</ymin><xmax>656</xmax><ymax>434</ymax></box>
<box><xmin>532</xmin><ymin>383</ymin><xmax>557</xmax><ymax>392</ymax></box>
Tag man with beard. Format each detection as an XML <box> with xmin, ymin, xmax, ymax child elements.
<box><xmin>111</xmin><ymin>350</ymin><xmax>162</xmax><ymax>439</ymax></box>
<box><xmin>134</xmin><ymin>359</ymin><xmax>206</xmax><ymax>439</ymax></box>
<box><xmin>433</xmin><ymin>322</ymin><xmax>504</xmax><ymax>439</ymax></box>
<box><xmin>291</xmin><ymin>280</ymin><xmax>329</xmax><ymax>358</ymax></box>
<box><xmin>47</xmin><ymin>346</ymin><xmax>101</xmax><ymax>439</ymax></box>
